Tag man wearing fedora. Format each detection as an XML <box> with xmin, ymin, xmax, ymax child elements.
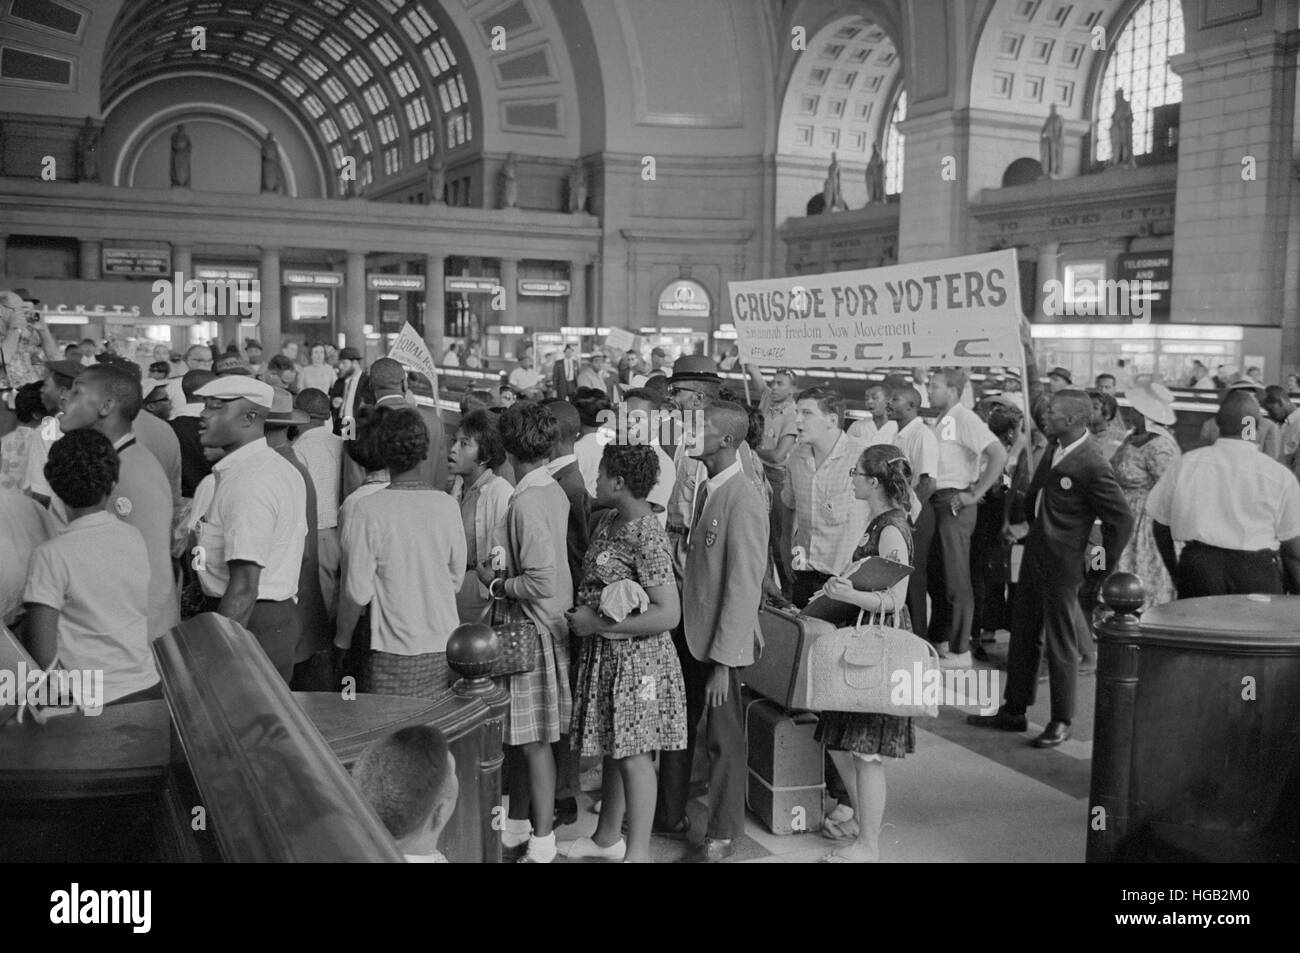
<box><xmin>1262</xmin><ymin>385</ymin><xmax>1300</xmax><ymax>475</ymax></box>
<box><xmin>1198</xmin><ymin>374</ymin><xmax>1281</xmax><ymax>459</ymax></box>
<box><xmin>193</xmin><ymin>376</ymin><xmax>307</xmax><ymax>682</ymax></box>
<box><xmin>263</xmin><ymin>387</ymin><xmax>332</xmax><ymax>689</ymax></box>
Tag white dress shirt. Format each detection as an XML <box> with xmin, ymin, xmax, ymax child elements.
<box><xmin>1146</xmin><ymin>438</ymin><xmax>1300</xmax><ymax>551</ymax></box>
<box><xmin>194</xmin><ymin>438</ymin><xmax>307</xmax><ymax>601</ymax></box>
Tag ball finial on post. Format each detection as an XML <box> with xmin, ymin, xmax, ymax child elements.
<box><xmin>447</xmin><ymin>622</ymin><xmax>501</xmax><ymax>696</ymax></box>
<box><xmin>1101</xmin><ymin>571</ymin><xmax>1146</xmax><ymax>618</ymax></box>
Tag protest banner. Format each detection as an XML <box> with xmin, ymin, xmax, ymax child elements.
<box><xmin>388</xmin><ymin>322</ymin><xmax>441</xmax><ymax>409</ymax></box>
<box><xmin>726</xmin><ymin>250</ymin><xmax>1025</xmax><ymax>371</ymax></box>
<box><xmin>604</xmin><ymin>326</ymin><xmax>637</xmax><ymax>354</ymax></box>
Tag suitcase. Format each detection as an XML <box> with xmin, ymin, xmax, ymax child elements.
<box><xmin>743</xmin><ymin>689</ymin><xmax>824</xmax><ymax>835</ymax></box>
<box><xmin>745</xmin><ymin>605</ymin><xmax>836</xmax><ymax>710</ymax></box>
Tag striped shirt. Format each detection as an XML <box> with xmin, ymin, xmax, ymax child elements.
<box><xmin>780</xmin><ymin>432</ymin><xmax>871</xmax><ymax>576</ymax></box>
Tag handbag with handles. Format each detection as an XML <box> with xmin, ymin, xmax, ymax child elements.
<box><xmin>806</xmin><ymin>609</ymin><xmax>940</xmax><ymax>717</ymax></box>
<box><xmin>487</xmin><ymin>588</ymin><xmax>539</xmax><ymax>678</ymax></box>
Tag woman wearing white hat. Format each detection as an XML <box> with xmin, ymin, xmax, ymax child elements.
<box><xmin>1109</xmin><ymin>381</ymin><xmax>1181</xmax><ymax>606</ymax></box>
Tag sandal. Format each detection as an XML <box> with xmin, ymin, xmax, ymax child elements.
<box><xmin>820</xmin><ymin>817</ymin><xmax>860</xmax><ymax>841</ymax></box>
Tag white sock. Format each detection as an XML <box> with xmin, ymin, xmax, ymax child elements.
<box><xmin>501</xmin><ymin>817</ymin><xmax>532</xmax><ymax>848</ymax></box>
<box><xmin>526</xmin><ymin>832</ymin><xmax>557</xmax><ymax>863</ymax></box>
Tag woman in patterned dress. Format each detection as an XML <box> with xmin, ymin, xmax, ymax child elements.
<box><xmin>813</xmin><ymin>444</ymin><xmax>917</xmax><ymax>863</ymax></box>
<box><xmin>1109</xmin><ymin>382</ymin><xmax>1181</xmax><ymax>606</ymax></box>
<box><xmin>564</xmin><ymin>443</ymin><xmax>687</xmax><ymax>863</ymax></box>
<box><xmin>475</xmin><ymin>402</ymin><xmax>573</xmax><ymax>864</ymax></box>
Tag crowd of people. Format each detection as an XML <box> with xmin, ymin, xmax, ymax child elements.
<box><xmin>7</xmin><ymin>280</ymin><xmax>1300</xmax><ymax>862</ymax></box>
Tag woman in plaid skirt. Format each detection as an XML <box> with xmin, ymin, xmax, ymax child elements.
<box><xmin>564</xmin><ymin>443</ymin><xmax>686</xmax><ymax>863</ymax></box>
<box><xmin>335</xmin><ymin>407</ymin><xmax>466</xmax><ymax>698</ymax></box>
<box><xmin>475</xmin><ymin>402</ymin><xmax>573</xmax><ymax>864</ymax></box>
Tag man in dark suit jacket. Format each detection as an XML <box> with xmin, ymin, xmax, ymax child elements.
<box><xmin>658</xmin><ymin>401</ymin><xmax>768</xmax><ymax>862</ymax></box>
<box><xmin>969</xmin><ymin>390</ymin><xmax>1132</xmax><ymax>748</ymax></box>
<box><xmin>360</xmin><ymin>358</ymin><xmax>450</xmax><ymax>493</ymax></box>
<box><xmin>552</xmin><ymin>344</ymin><xmax>580</xmax><ymax>402</ymax></box>
<box><xmin>540</xmin><ymin>399</ymin><xmax>591</xmax><ymax>827</ymax></box>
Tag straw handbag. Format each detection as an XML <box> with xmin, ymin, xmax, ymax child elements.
<box><xmin>806</xmin><ymin>609</ymin><xmax>940</xmax><ymax>717</ymax></box>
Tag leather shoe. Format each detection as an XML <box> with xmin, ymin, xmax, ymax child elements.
<box><xmin>966</xmin><ymin>709</ymin><xmax>1028</xmax><ymax>732</ymax></box>
<box><xmin>678</xmin><ymin>837</ymin><xmax>734</xmax><ymax>863</ymax></box>
<box><xmin>1031</xmin><ymin>721</ymin><xmax>1071</xmax><ymax>748</ymax></box>
<box><xmin>622</xmin><ymin>815</ymin><xmax>691</xmax><ymax>839</ymax></box>
<box><xmin>553</xmin><ymin>797</ymin><xmax>578</xmax><ymax>828</ymax></box>
<box><xmin>971</xmin><ymin>644</ymin><xmax>990</xmax><ymax>662</ymax></box>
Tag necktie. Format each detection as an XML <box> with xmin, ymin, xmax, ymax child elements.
<box><xmin>691</xmin><ymin>481</ymin><xmax>709</xmax><ymax>535</ymax></box>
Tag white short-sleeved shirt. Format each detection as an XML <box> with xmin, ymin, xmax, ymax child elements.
<box><xmin>110</xmin><ymin>437</ymin><xmax>180</xmax><ymax>640</ymax></box>
<box><xmin>194</xmin><ymin>438</ymin><xmax>307</xmax><ymax>602</ymax></box>
<box><xmin>931</xmin><ymin>403</ymin><xmax>997</xmax><ymax>490</ymax></box>
<box><xmin>293</xmin><ymin>426</ymin><xmax>344</xmax><ymax>530</ymax></box>
<box><xmin>848</xmin><ymin>417</ymin><xmax>898</xmax><ymax>445</ymax></box>
<box><xmin>892</xmin><ymin>416</ymin><xmax>940</xmax><ymax>487</ymax></box>
<box><xmin>298</xmin><ymin>364</ymin><xmax>337</xmax><ymax>395</ymax></box>
<box><xmin>1146</xmin><ymin>438</ymin><xmax>1300</xmax><ymax>551</ymax></box>
<box><xmin>23</xmin><ymin>414</ymin><xmax>61</xmax><ymax>498</ymax></box>
<box><xmin>23</xmin><ymin>511</ymin><xmax>159</xmax><ymax>703</ymax></box>
<box><xmin>1</xmin><ymin>489</ymin><xmax>52</xmax><ymax>625</ymax></box>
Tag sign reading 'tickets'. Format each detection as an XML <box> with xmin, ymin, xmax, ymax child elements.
<box><xmin>727</xmin><ymin>249</ymin><xmax>1025</xmax><ymax>369</ymax></box>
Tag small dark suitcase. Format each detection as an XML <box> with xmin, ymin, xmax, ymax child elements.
<box><xmin>745</xmin><ymin>605</ymin><xmax>835</xmax><ymax>710</ymax></box>
<box><xmin>744</xmin><ymin>689</ymin><xmax>824</xmax><ymax>835</ymax></box>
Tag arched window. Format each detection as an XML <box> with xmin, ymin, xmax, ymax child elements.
<box><xmin>884</xmin><ymin>89</ymin><xmax>906</xmax><ymax>195</ymax></box>
<box><xmin>1095</xmin><ymin>0</ymin><xmax>1184</xmax><ymax>163</ymax></box>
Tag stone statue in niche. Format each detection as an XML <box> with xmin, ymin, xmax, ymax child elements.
<box><xmin>425</xmin><ymin>154</ymin><xmax>445</xmax><ymax>204</ymax></box>
<box><xmin>1111</xmin><ymin>89</ymin><xmax>1137</xmax><ymax>169</ymax></box>
<box><xmin>822</xmin><ymin>151</ymin><xmax>847</xmax><ymax>213</ymax></box>
<box><xmin>499</xmin><ymin>153</ymin><xmax>519</xmax><ymax>209</ymax></box>
<box><xmin>170</xmin><ymin>124</ymin><xmax>191</xmax><ymax>188</ymax></box>
<box><xmin>77</xmin><ymin>117</ymin><xmax>101</xmax><ymax>183</ymax></box>
<box><xmin>567</xmin><ymin>160</ymin><xmax>588</xmax><ymax>213</ymax></box>
<box><xmin>260</xmin><ymin>132</ymin><xmax>285</xmax><ymax>194</ymax></box>
<box><xmin>1040</xmin><ymin>102</ymin><xmax>1064</xmax><ymax>178</ymax></box>
<box><xmin>865</xmin><ymin>143</ymin><xmax>885</xmax><ymax>203</ymax></box>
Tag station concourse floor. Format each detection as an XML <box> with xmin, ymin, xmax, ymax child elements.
<box><xmin>552</xmin><ymin>632</ymin><xmax>1094</xmax><ymax>863</ymax></box>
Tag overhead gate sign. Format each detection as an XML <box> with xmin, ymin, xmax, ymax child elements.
<box><xmin>727</xmin><ymin>250</ymin><xmax>1025</xmax><ymax>369</ymax></box>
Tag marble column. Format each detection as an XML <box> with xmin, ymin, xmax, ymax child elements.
<box><xmin>569</xmin><ymin>259</ymin><xmax>587</xmax><ymax>328</ymax></box>
<box><xmin>172</xmin><ymin>243</ymin><xmax>193</xmax><ymax>351</ymax></box>
<box><xmin>79</xmin><ymin>240</ymin><xmax>101</xmax><ymax>280</ymax></box>
<box><xmin>424</xmin><ymin>253</ymin><xmax>445</xmax><ymax>361</ymax></box>
<box><xmin>259</xmin><ymin>247</ymin><xmax>282</xmax><ymax>356</ymax></box>
<box><xmin>1037</xmin><ymin>241</ymin><xmax>1061</xmax><ymax>320</ymax></box>
<box><xmin>499</xmin><ymin>257</ymin><xmax>518</xmax><ymax>324</ymax></box>
<box><xmin>344</xmin><ymin>250</ymin><xmax>367</xmax><ymax>351</ymax></box>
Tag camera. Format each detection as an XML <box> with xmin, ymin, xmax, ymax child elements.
<box><xmin>25</xmin><ymin>311</ymin><xmax>41</xmax><ymax>324</ymax></box>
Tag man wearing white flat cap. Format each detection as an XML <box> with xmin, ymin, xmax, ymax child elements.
<box><xmin>192</xmin><ymin>375</ymin><xmax>307</xmax><ymax>682</ymax></box>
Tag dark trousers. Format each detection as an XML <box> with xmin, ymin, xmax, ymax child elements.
<box><xmin>907</xmin><ymin>500</ymin><xmax>936</xmax><ymax>640</ymax></box>
<box><xmin>1177</xmin><ymin>543</ymin><xmax>1283</xmax><ymax>599</ymax></box>
<box><xmin>792</xmin><ymin>570</ymin><xmax>832</xmax><ymax>610</ymax></box>
<box><xmin>656</xmin><ymin>623</ymin><xmax>746</xmax><ymax>840</ymax></box>
<box><xmin>1003</xmin><ymin>555</ymin><xmax>1088</xmax><ymax>724</ymax></box>
<box><xmin>927</xmin><ymin>493</ymin><xmax>978</xmax><ymax>653</ymax></box>
<box><xmin>768</xmin><ymin>476</ymin><xmax>795</xmax><ymax>598</ymax></box>
<box><xmin>200</xmin><ymin>596</ymin><xmax>299</xmax><ymax>684</ymax></box>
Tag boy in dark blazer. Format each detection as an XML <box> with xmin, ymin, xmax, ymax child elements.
<box><xmin>659</xmin><ymin>401</ymin><xmax>768</xmax><ymax>862</ymax></box>
<box><xmin>969</xmin><ymin>390</ymin><xmax>1132</xmax><ymax>747</ymax></box>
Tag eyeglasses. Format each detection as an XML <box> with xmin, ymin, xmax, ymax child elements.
<box><xmin>848</xmin><ymin>467</ymin><xmax>863</xmax><ymax>478</ymax></box>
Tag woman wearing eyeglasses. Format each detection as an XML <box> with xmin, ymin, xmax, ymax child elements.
<box><xmin>809</xmin><ymin>444</ymin><xmax>916</xmax><ymax>863</ymax></box>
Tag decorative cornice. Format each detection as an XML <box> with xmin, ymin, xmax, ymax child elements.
<box><xmin>620</xmin><ymin>226</ymin><xmax>755</xmax><ymax>244</ymax></box>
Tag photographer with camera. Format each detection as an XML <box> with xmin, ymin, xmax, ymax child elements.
<box><xmin>1</xmin><ymin>289</ymin><xmax>59</xmax><ymax>396</ymax></box>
